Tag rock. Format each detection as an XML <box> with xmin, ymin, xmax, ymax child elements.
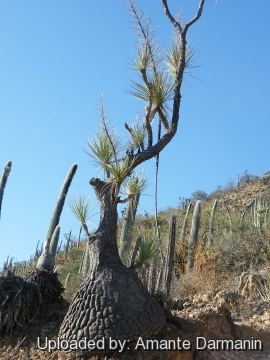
<box><xmin>214</xmin><ymin>290</ymin><xmax>244</xmax><ymax>308</ymax></box>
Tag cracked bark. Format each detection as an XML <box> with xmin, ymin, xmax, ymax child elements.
<box><xmin>59</xmin><ymin>178</ymin><xmax>166</xmax><ymax>354</ymax></box>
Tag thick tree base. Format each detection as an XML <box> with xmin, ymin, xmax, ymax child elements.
<box><xmin>59</xmin><ymin>263</ymin><xmax>166</xmax><ymax>356</ymax></box>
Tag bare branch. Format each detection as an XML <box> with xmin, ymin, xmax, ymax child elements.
<box><xmin>162</xmin><ymin>0</ymin><xmax>182</xmax><ymax>34</ymax></box>
<box><xmin>117</xmin><ymin>194</ymin><xmax>134</xmax><ymax>204</ymax></box>
<box><xmin>183</xmin><ymin>0</ymin><xmax>205</xmax><ymax>34</ymax></box>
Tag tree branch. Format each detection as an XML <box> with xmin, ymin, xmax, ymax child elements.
<box><xmin>117</xmin><ymin>194</ymin><xmax>134</xmax><ymax>204</ymax></box>
<box><xmin>129</xmin><ymin>126</ymin><xmax>176</xmax><ymax>170</ymax></box>
<box><xmin>162</xmin><ymin>0</ymin><xmax>182</xmax><ymax>34</ymax></box>
<box><xmin>183</xmin><ymin>0</ymin><xmax>205</xmax><ymax>34</ymax></box>
<box><xmin>125</xmin><ymin>1</ymin><xmax>206</xmax><ymax>174</ymax></box>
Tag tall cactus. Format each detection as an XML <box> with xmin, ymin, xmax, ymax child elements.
<box><xmin>223</xmin><ymin>199</ymin><xmax>232</xmax><ymax>235</ymax></box>
<box><xmin>46</xmin><ymin>163</ymin><xmax>77</xmax><ymax>246</ymax></box>
<box><xmin>36</xmin><ymin>164</ymin><xmax>77</xmax><ymax>271</ymax></box>
<box><xmin>163</xmin><ymin>215</ymin><xmax>176</xmax><ymax>300</ymax></box>
<box><xmin>252</xmin><ymin>197</ymin><xmax>267</xmax><ymax>231</ymax></box>
<box><xmin>36</xmin><ymin>237</ymin><xmax>54</xmax><ymax>271</ymax></box>
<box><xmin>49</xmin><ymin>225</ymin><xmax>60</xmax><ymax>262</ymax></box>
<box><xmin>120</xmin><ymin>193</ymin><xmax>140</xmax><ymax>254</ymax></box>
<box><xmin>119</xmin><ymin>172</ymin><xmax>148</xmax><ymax>256</ymax></box>
<box><xmin>179</xmin><ymin>201</ymin><xmax>192</xmax><ymax>242</ymax></box>
<box><xmin>64</xmin><ymin>230</ymin><xmax>72</xmax><ymax>261</ymax></box>
<box><xmin>207</xmin><ymin>199</ymin><xmax>218</xmax><ymax>247</ymax></box>
<box><xmin>0</xmin><ymin>160</ymin><xmax>12</xmax><ymax>219</ymax></box>
<box><xmin>187</xmin><ymin>200</ymin><xmax>201</xmax><ymax>271</ymax></box>
<box><xmin>79</xmin><ymin>243</ymin><xmax>90</xmax><ymax>277</ymax></box>
<box><xmin>64</xmin><ymin>273</ymin><xmax>71</xmax><ymax>289</ymax></box>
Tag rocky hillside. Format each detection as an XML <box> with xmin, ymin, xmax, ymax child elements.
<box><xmin>1</xmin><ymin>171</ymin><xmax>270</xmax><ymax>359</ymax></box>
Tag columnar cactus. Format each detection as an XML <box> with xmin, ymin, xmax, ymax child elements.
<box><xmin>46</xmin><ymin>163</ymin><xmax>77</xmax><ymax>247</ymax></box>
<box><xmin>119</xmin><ymin>172</ymin><xmax>148</xmax><ymax>256</ymax></box>
<box><xmin>0</xmin><ymin>161</ymin><xmax>12</xmax><ymax>219</ymax></box>
<box><xmin>120</xmin><ymin>193</ymin><xmax>140</xmax><ymax>254</ymax></box>
<box><xmin>179</xmin><ymin>201</ymin><xmax>192</xmax><ymax>242</ymax></box>
<box><xmin>252</xmin><ymin>197</ymin><xmax>268</xmax><ymax>230</ymax></box>
<box><xmin>64</xmin><ymin>273</ymin><xmax>70</xmax><ymax>289</ymax></box>
<box><xmin>81</xmin><ymin>243</ymin><xmax>90</xmax><ymax>277</ymax></box>
<box><xmin>207</xmin><ymin>199</ymin><xmax>218</xmax><ymax>247</ymax></box>
<box><xmin>187</xmin><ymin>200</ymin><xmax>201</xmax><ymax>271</ymax></box>
<box><xmin>49</xmin><ymin>225</ymin><xmax>60</xmax><ymax>262</ymax></box>
<box><xmin>36</xmin><ymin>164</ymin><xmax>77</xmax><ymax>271</ymax></box>
<box><xmin>36</xmin><ymin>237</ymin><xmax>54</xmax><ymax>271</ymax></box>
<box><xmin>223</xmin><ymin>199</ymin><xmax>232</xmax><ymax>235</ymax></box>
<box><xmin>163</xmin><ymin>215</ymin><xmax>176</xmax><ymax>300</ymax></box>
<box><xmin>64</xmin><ymin>231</ymin><xmax>71</xmax><ymax>261</ymax></box>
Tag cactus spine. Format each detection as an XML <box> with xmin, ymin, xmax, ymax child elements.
<box><xmin>0</xmin><ymin>161</ymin><xmax>12</xmax><ymax>219</ymax></box>
<box><xmin>187</xmin><ymin>200</ymin><xmax>201</xmax><ymax>271</ymax></box>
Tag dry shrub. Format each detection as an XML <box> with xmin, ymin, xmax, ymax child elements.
<box><xmin>175</xmin><ymin>242</ymin><xmax>242</xmax><ymax>299</ymax></box>
<box><xmin>178</xmin><ymin>267</ymin><xmax>218</xmax><ymax>299</ymax></box>
<box><xmin>216</xmin><ymin>230</ymin><xmax>268</xmax><ymax>274</ymax></box>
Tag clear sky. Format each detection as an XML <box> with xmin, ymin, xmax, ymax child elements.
<box><xmin>1</xmin><ymin>0</ymin><xmax>270</xmax><ymax>268</ymax></box>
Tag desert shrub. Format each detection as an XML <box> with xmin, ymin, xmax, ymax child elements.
<box><xmin>223</xmin><ymin>179</ymin><xmax>237</xmax><ymax>193</ymax></box>
<box><xmin>178</xmin><ymin>267</ymin><xmax>219</xmax><ymax>299</ymax></box>
<box><xmin>216</xmin><ymin>230</ymin><xmax>268</xmax><ymax>275</ymax></box>
<box><xmin>239</xmin><ymin>170</ymin><xmax>260</xmax><ymax>186</ymax></box>
<box><xmin>190</xmin><ymin>190</ymin><xmax>208</xmax><ymax>204</ymax></box>
<box><xmin>208</xmin><ymin>185</ymin><xmax>225</xmax><ymax>200</ymax></box>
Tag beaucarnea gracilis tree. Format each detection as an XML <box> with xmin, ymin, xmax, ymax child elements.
<box><xmin>59</xmin><ymin>0</ymin><xmax>205</xmax><ymax>355</ymax></box>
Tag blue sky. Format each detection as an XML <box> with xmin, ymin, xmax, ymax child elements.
<box><xmin>0</xmin><ymin>0</ymin><xmax>270</xmax><ymax>268</ymax></box>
